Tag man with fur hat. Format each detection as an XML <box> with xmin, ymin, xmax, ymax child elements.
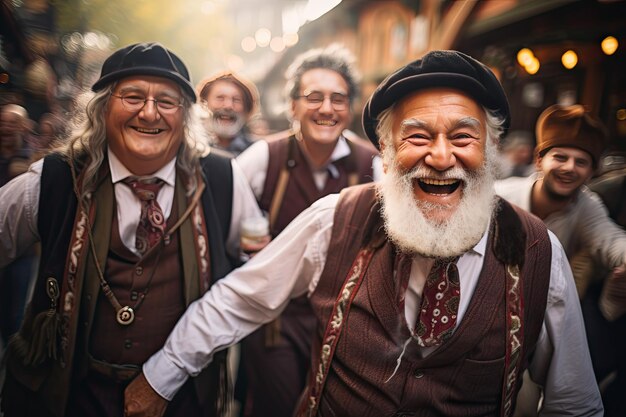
<box><xmin>496</xmin><ymin>104</ymin><xmax>626</xmax><ymax>415</ymax></box>
<box><xmin>197</xmin><ymin>71</ymin><xmax>259</xmax><ymax>156</ymax></box>
<box><xmin>126</xmin><ymin>50</ymin><xmax>602</xmax><ymax>416</ymax></box>
<box><xmin>0</xmin><ymin>42</ymin><xmax>263</xmax><ymax>417</ymax></box>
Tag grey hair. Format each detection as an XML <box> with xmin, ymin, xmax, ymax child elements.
<box><xmin>376</xmin><ymin>104</ymin><xmax>506</xmax><ymax>165</ymax></box>
<box><xmin>57</xmin><ymin>84</ymin><xmax>209</xmax><ymax>204</ymax></box>
<box><xmin>285</xmin><ymin>43</ymin><xmax>361</xmax><ymax>104</ymax></box>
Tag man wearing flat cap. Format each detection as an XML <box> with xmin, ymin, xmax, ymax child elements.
<box><xmin>496</xmin><ymin>104</ymin><xmax>626</xmax><ymax>415</ymax></box>
<box><xmin>196</xmin><ymin>71</ymin><xmax>259</xmax><ymax>156</ymax></box>
<box><xmin>0</xmin><ymin>42</ymin><xmax>263</xmax><ymax>417</ymax></box>
<box><xmin>126</xmin><ymin>50</ymin><xmax>602</xmax><ymax>416</ymax></box>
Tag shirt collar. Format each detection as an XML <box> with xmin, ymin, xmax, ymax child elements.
<box><xmin>108</xmin><ymin>147</ymin><xmax>176</xmax><ymax>187</ymax></box>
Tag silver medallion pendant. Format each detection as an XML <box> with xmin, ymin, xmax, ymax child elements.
<box><xmin>116</xmin><ymin>306</ymin><xmax>135</xmax><ymax>325</ymax></box>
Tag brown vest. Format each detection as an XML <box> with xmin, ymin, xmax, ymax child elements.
<box><xmin>308</xmin><ymin>184</ymin><xmax>551</xmax><ymax>416</ymax></box>
<box><xmin>259</xmin><ymin>135</ymin><xmax>377</xmax><ymax>236</ymax></box>
<box><xmin>89</xmin><ymin>204</ymin><xmax>185</xmax><ymax>364</ymax></box>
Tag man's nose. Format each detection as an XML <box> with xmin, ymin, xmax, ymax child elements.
<box><xmin>139</xmin><ymin>99</ymin><xmax>160</xmax><ymax>121</ymax></box>
<box><xmin>318</xmin><ymin>96</ymin><xmax>334</xmax><ymax>113</ymax></box>
<box><xmin>425</xmin><ymin>136</ymin><xmax>455</xmax><ymax>170</ymax></box>
<box><xmin>561</xmin><ymin>158</ymin><xmax>576</xmax><ymax>171</ymax></box>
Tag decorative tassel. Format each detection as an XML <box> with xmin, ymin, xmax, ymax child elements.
<box><xmin>8</xmin><ymin>308</ymin><xmax>60</xmax><ymax>367</ymax></box>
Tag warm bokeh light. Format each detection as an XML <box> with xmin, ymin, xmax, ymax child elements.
<box><xmin>269</xmin><ymin>37</ymin><xmax>285</xmax><ymax>52</ymax></box>
<box><xmin>225</xmin><ymin>54</ymin><xmax>244</xmax><ymax>71</ymax></box>
<box><xmin>283</xmin><ymin>32</ymin><xmax>299</xmax><ymax>47</ymax></box>
<box><xmin>561</xmin><ymin>50</ymin><xmax>578</xmax><ymax>69</ymax></box>
<box><xmin>525</xmin><ymin>57</ymin><xmax>540</xmax><ymax>74</ymax></box>
<box><xmin>517</xmin><ymin>48</ymin><xmax>534</xmax><ymax>67</ymax></box>
<box><xmin>617</xmin><ymin>108</ymin><xmax>626</xmax><ymax>121</ymax></box>
<box><xmin>241</xmin><ymin>36</ymin><xmax>256</xmax><ymax>53</ymax></box>
<box><xmin>255</xmin><ymin>28</ymin><xmax>272</xmax><ymax>47</ymax></box>
<box><xmin>601</xmin><ymin>36</ymin><xmax>619</xmax><ymax>55</ymax></box>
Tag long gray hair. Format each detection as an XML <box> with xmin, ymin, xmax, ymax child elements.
<box><xmin>57</xmin><ymin>84</ymin><xmax>210</xmax><ymax>203</ymax></box>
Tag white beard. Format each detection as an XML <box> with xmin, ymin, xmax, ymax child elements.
<box><xmin>378</xmin><ymin>141</ymin><xmax>499</xmax><ymax>258</ymax></box>
<box><xmin>209</xmin><ymin>110</ymin><xmax>246</xmax><ymax>139</ymax></box>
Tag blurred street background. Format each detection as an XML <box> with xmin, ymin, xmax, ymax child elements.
<box><xmin>1</xmin><ymin>0</ymin><xmax>625</xmax><ymax>151</ymax></box>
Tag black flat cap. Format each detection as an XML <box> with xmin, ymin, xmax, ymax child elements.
<box><xmin>92</xmin><ymin>42</ymin><xmax>196</xmax><ymax>101</ymax></box>
<box><xmin>362</xmin><ymin>50</ymin><xmax>510</xmax><ymax>148</ymax></box>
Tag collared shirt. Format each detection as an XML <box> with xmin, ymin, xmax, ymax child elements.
<box><xmin>495</xmin><ymin>173</ymin><xmax>626</xmax><ymax>267</ymax></box>
<box><xmin>0</xmin><ymin>151</ymin><xmax>263</xmax><ymax>266</ymax></box>
<box><xmin>143</xmin><ymin>193</ymin><xmax>602</xmax><ymax>415</ymax></box>
<box><xmin>236</xmin><ymin>135</ymin><xmax>383</xmax><ymax>197</ymax></box>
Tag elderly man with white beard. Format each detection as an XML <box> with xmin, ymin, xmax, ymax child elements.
<box><xmin>124</xmin><ymin>50</ymin><xmax>602</xmax><ymax>417</ymax></box>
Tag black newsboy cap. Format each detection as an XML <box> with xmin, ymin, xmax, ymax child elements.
<box><xmin>362</xmin><ymin>50</ymin><xmax>510</xmax><ymax>148</ymax></box>
<box><xmin>92</xmin><ymin>42</ymin><xmax>196</xmax><ymax>101</ymax></box>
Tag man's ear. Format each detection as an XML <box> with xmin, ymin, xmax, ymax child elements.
<box><xmin>534</xmin><ymin>151</ymin><xmax>543</xmax><ymax>171</ymax></box>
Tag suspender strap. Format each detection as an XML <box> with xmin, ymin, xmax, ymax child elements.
<box><xmin>301</xmin><ymin>246</ymin><xmax>375</xmax><ymax>417</ymax></box>
<box><xmin>501</xmin><ymin>264</ymin><xmax>524</xmax><ymax>417</ymax></box>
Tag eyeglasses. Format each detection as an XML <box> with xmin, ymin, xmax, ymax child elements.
<box><xmin>111</xmin><ymin>93</ymin><xmax>183</xmax><ymax>114</ymax></box>
<box><xmin>296</xmin><ymin>91</ymin><xmax>350</xmax><ymax>111</ymax></box>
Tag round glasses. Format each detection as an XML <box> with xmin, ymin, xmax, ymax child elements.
<box><xmin>111</xmin><ymin>93</ymin><xmax>183</xmax><ymax>114</ymax></box>
<box><xmin>296</xmin><ymin>91</ymin><xmax>350</xmax><ymax>111</ymax></box>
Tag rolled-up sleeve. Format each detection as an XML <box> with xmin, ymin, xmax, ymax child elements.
<box><xmin>0</xmin><ymin>159</ymin><xmax>42</xmax><ymax>267</ymax></box>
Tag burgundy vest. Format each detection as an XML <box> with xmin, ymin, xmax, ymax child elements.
<box><xmin>308</xmin><ymin>184</ymin><xmax>551</xmax><ymax>416</ymax></box>
<box><xmin>259</xmin><ymin>135</ymin><xmax>377</xmax><ymax>236</ymax></box>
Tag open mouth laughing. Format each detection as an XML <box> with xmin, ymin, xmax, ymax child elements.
<box><xmin>416</xmin><ymin>178</ymin><xmax>462</xmax><ymax>195</ymax></box>
<box><xmin>315</xmin><ymin>119</ymin><xmax>337</xmax><ymax>126</ymax></box>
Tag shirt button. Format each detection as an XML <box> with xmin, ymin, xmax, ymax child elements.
<box><xmin>135</xmin><ymin>266</ymin><xmax>143</xmax><ymax>276</ymax></box>
<box><xmin>413</xmin><ymin>369</ymin><xmax>424</xmax><ymax>379</ymax></box>
<box><xmin>124</xmin><ymin>339</ymin><xmax>132</xmax><ymax>349</ymax></box>
<box><xmin>130</xmin><ymin>291</ymin><xmax>138</xmax><ymax>301</ymax></box>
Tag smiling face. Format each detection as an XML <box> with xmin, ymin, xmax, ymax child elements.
<box><xmin>106</xmin><ymin>76</ymin><xmax>185</xmax><ymax>175</ymax></box>
<box><xmin>536</xmin><ymin>146</ymin><xmax>593</xmax><ymax>200</ymax></box>
<box><xmin>203</xmin><ymin>79</ymin><xmax>248</xmax><ymax>139</ymax></box>
<box><xmin>383</xmin><ymin>88</ymin><xmax>487</xmax><ymax>222</ymax></box>
<box><xmin>291</xmin><ymin>68</ymin><xmax>352</xmax><ymax>146</ymax></box>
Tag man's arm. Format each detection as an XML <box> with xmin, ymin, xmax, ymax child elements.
<box><xmin>529</xmin><ymin>232</ymin><xmax>603</xmax><ymax>416</ymax></box>
<box><xmin>124</xmin><ymin>193</ymin><xmax>339</xmax><ymax>416</ymax></box>
<box><xmin>0</xmin><ymin>159</ymin><xmax>41</xmax><ymax>267</ymax></box>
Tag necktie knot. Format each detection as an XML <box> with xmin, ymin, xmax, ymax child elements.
<box><xmin>123</xmin><ymin>177</ymin><xmax>165</xmax><ymax>201</ymax></box>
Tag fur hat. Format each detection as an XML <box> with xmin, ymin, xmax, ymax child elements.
<box><xmin>92</xmin><ymin>42</ymin><xmax>196</xmax><ymax>101</ymax></box>
<box><xmin>535</xmin><ymin>104</ymin><xmax>608</xmax><ymax>166</ymax></box>
<box><xmin>196</xmin><ymin>71</ymin><xmax>259</xmax><ymax>115</ymax></box>
<box><xmin>362</xmin><ymin>50</ymin><xmax>510</xmax><ymax>148</ymax></box>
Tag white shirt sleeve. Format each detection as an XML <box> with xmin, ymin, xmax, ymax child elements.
<box><xmin>142</xmin><ymin>193</ymin><xmax>338</xmax><ymax>400</ymax></box>
<box><xmin>235</xmin><ymin>140</ymin><xmax>269</xmax><ymax>201</ymax></box>
<box><xmin>0</xmin><ymin>159</ymin><xmax>42</xmax><ymax>267</ymax></box>
<box><xmin>530</xmin><ymin>231</ymin><xmax>604</xmax><ymax>416</ymax></box>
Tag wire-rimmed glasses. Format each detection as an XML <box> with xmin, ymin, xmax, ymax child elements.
<box><xmin>111</xmin><ymin>93</ymin><xmax>183</xmax><ymax>114</ymax></box>
<box><xmin>296</xmin><ymin>91</ymin><xmax>350</xmax><ymax>111</ymax></box>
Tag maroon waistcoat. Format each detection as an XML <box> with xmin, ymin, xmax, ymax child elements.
<box><xmin>89</xmin><ymin>204</ymin><xmax>184</xmax><ymax>364</ymax></box>
<box><xmin>259</xmin><ymin>135</ymin><xmax>377</xmax><ymax>236</ymax></box>
<box><xmin>308</xmin><ymin>184</ymin><xmax>551</xmax><ymax>417</ymax></box>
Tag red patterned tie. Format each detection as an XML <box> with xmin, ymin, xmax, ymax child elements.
<box><xmin>123</xmin><ymin>177</ymin><xmax>166</xmax><ymax>255</ymax></box>
<box><xmin>415</xmin><ymin>257</ymin><xmax>460</xmax><ymax>347</ymax></box>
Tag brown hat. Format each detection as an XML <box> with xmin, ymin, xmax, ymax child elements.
<box><xmin>196</xmin><ymin>71</ymin><xmax>259</xmax><ymax>115</ymax></box>
<box><xmin>535</xmin><ymin>104</ymin><xmax>608</xmax><ymax>165</ymax></box>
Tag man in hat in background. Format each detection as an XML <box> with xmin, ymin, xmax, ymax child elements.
<box><xmin>196</xmin><ymin>71</ymin><xmax>259</xmax><ymax>156</ymax></box>
<box><xmin>0</xmin><ymin>42</ymin><xmax>263</xmax><ymax>417</ymax></box>
<box><xmin>125</xmin><ymin>50</ymin><xmax>602</xmax><ymax>416</ymax></box>
<box><xmin>495</xmin><ymin>104</ymin><xmax>626</xmax><ymax>415</ymax></box>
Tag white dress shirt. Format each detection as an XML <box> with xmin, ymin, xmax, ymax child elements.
<box><xmin>143</xmin><ymin>193</ymin><xmax>603</xmax><ymax>416</ymax></box>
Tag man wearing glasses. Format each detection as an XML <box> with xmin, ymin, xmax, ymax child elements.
<box><xmin>234</xmin><ymin>44</ymin><xmax>381</xmax><ymax>417</ymax></box>
<box><xmin>0</xmin><ymin>42</ymin><xmax>262</xmax><ymax>417</ymax></box>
